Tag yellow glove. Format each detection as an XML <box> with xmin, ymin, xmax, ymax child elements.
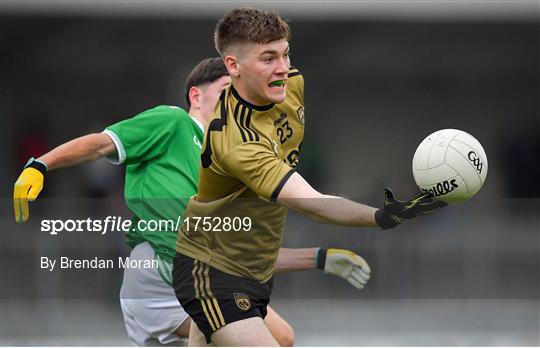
<box><xmin>14</xmin><ymin>158</ymin><xmax>47</xmax><ymax>223</ymax></box>
<box><xmin>316</xmin><ymin>248</ymin><xmax>371</xmax><ymax>290</ymax></box>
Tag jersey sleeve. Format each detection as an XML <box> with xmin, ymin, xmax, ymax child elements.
<box><xmin>103</xmin><ymin>106</ymin><xmax>182</xmax><ymax>165</ymax></box>
<box><xmin>221</xmin><ymin>142</ymin><xmax>295</xmax><ymax>202</ymax></box>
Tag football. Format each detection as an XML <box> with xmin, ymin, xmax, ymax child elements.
<box><xmin>412</xmin><ymin>129</ymin><xmax>488</xmax><ymax>203</ymax></box>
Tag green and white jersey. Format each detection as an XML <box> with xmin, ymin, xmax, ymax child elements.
<box><xmin>103</xmin><ymin>105</ymin><xmax>204</xmax><ymax>264</ymax></box>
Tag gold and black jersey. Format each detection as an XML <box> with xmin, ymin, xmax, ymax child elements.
<box><xmin>176</xmin><ymin>67</ymin><xmax>305</xmax><ymax>283</ymax></box>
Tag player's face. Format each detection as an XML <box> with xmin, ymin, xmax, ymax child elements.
<box><xmin>200</xmin><ymin>75</ymin><xmax>231</xmax><ymax>122</ymax></box>
<box><xmin>236</xmin><ymin>39</ymin><xmax>290</xmax><ymax>105</ymax></box>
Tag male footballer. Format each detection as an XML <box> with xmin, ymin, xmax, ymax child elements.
<box><xmin>173</xmin><ymin>8</ymin><xmax>447</xmax><ymax>346</ymax></box>
<box><xmin>14</xmin><ymin>57</ymin><xmax>372</xmax><ymax>346</ymax></box>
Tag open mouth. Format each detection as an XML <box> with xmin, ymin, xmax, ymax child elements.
<box><xmin>268</xmin><ymin>80</ymin><xmax>286</xmax><ymax>88</ymax></box>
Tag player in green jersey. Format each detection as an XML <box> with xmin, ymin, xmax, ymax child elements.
<box><xmin>14</xmin><ymin>57</ymin><xmax>372</xmax><ymax>346</ymax></box>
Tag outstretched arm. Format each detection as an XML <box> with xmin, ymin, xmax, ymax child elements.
<box><xmin>275</xmin><ymin>247</ymin><xmax>316</xmax><ymax>272</ymax></box>
<box><xmin>13</xmin><ymin>133</ymin><xmax>115</xmax><ymax>222</ymax></box>
<box><xmin>277</xmin><ymin>172</ymin><xmax>446</xmax><ymax>230</ymax></box>
<box><xmin>38</xmin><ymin>133</ymin><xmax>116</xmax><ymax>170</ymax></box>
<box><xmin>276</xmin><ymin>172</ymin><xmax>378</xmax><ymax>227</ymax></box>
<box><xmin>276</xmin><ymin>247</ymin><xmax>371</xmax><ymax>290</ymax></box>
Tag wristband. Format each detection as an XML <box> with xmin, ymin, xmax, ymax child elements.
<box><xmin>316</xmin><ymin>247</ymin><xmax>327</xmax><ymax>270</ymax></box>
<box><xmin>24</xmin><ymin>157</ymin><xmax>48</xmax><ymax>175</ymax></box>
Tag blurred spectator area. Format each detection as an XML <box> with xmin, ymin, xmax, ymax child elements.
<box><xmin>1</xmin><ymin>16</ymin><xmax>538</xmax><ymax>200</ymax></box>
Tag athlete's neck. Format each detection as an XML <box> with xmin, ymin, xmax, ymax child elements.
<box><xmin>188</xmin><ymin>109</ymin><xmax>208</xmax><ymax>128</ymax></box>
<box><xmin>232</xmin><ymin>82</ymin><xmax>271</xmax><ymax>107</ymax></box>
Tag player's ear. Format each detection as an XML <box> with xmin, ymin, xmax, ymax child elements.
<box><xmin>224</xmin><ymin>55</ymin><xmax>240</xmax><ymax>78</ymax></box>
<box><xmin>188</xmin><ymin>86</ymin><xmax>202</xmax><ymax>109</ymax></box>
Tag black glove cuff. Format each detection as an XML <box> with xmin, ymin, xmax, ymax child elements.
<box><xmin>375</xmin><ymin>209</ymin><xmax>396</xmax><ymax>230</ymax></box>
<box><xmin>316</xmin><ymin>248</ymin><xmax>327</xmax><ymax>270</ymax></box>
<box><xmin>25</xmin><ymin>158</ymin><xmax>47</xmax><ymax>175</ymax></box>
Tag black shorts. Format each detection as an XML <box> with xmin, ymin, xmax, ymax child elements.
<box><xmin>172</xmin><ymin>253</ymin><xmax>274</xmax><ymax>344</ymax></box>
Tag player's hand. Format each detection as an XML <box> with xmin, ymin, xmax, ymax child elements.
<box><xmin>317</xmin><ymin>248</ymin><xmax>371</xmax><ymax>290</ymax></box>
<box><xmin>374</xmin><ymin>187</ymin><xmax>447</xmax><ymax>230</ymax></box>
<box><xmin>14</xmin><ymin>158</ymin><xmax>47</xmax><ymax>223</ymax></box>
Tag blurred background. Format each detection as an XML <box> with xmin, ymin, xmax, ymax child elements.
<box><xmin>1</xmin><ymin>0</ymin><xmax>539</xmax><ymax>346</ymax></box>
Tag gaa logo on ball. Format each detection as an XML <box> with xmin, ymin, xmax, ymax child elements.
<box><xmin>412</xmin><ymin>129</ymin><xmax>488</xmax><ymax>203</ymax></box>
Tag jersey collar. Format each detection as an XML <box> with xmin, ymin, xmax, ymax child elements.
<box><xmin>231</xmin><ymin>85</ymin><xmax>275</xmax><ymax>112</ymax></box>
<box><xmin>189</xmin><ymin>116</ymin><xmax>204</xmax><ymax>133</ymax></box>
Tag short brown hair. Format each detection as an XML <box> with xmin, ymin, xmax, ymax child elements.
<box><xmin>214</xmin><ymin>7</ymin><xmax>291</xmax><ymax>56</ymax></box>
<box><xmin>184</xmin><ymin>57</ymin><xmax>229</xmax><ymax>109</ymax></box>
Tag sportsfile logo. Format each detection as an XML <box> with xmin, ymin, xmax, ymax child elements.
<box><xmin>422</xmin><ymin>179</ymin><xmax>459</xmax><ymax>197</ymax></box>
<box><xmin>40</xmin><ymin>216</ymin><xmax>183</xmax><ymax>236</ymax></box>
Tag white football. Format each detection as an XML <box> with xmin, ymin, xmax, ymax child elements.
<box><xmin>412</xmin><ymin>129</ymin><xmax>488</xmax><ymax>203</ymax></box>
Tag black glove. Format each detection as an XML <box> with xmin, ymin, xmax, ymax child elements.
<box><xmin>375</xmin><ymin>188</ymin><xmax>447</xmax><ymax>230</ymax></box>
